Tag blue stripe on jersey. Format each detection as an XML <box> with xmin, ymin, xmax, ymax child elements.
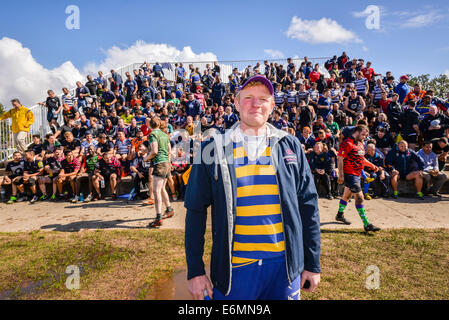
<box><xmin>234</xmin><ymin>156</ymin><xmax>272</xmax><ymax>167</ymax></box>
<box><xmin>236</xmin><ymin>194</ymin><xmax>280</xmax><ymax>207</ymax></box>
<box><xmin>232</xmin><ymin>251</ymin><xmax>285</xmax><ymax>260</ymax></box>
<box><xmin>233</xmin><ymin>232</ymin><xmax>284</xmax><ymax>244</ymax></box>
<box><xmin>236</xmin><ymin>175</ymin><xmax>277</xmax><ymax>188</ymax></box>
<box><xmin>234</xmin><ymin>214</ymin><xmax>283</xmax><ymax>226</ymax></box>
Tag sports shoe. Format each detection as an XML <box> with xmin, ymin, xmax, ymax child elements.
<box><xmin>172</xmin><ymin>193</ymin><xmax>178</xmax><ymax>201</ymax></box>
<box><xmin>431</xmin><ymin>191</ymin><xmax>442</xmax><ymax>198</ymax></box>
<box><xmin>365</xmin><ymin>177</ymin><xmax>375</xmax><ymax>183</ymax></box>
<box><xmin>326</xmin><ymin>194</ymin><xmax>333</xmax><ymax>200</ymax></box>
<box><xmin>71</xmin><ymin>195</ymin><xmax>79</xmax><ymax>203</ymax></box>
<box><xmin>7</xmin><ymin>196</ymin><xmax>17</xmax><ymax>204</ymax></box>
<box><xmin>162</xmin><ymin>208</ymin><xmax>175</xmax><ymax>219</ymax></box>
<box><xmin>85</xmin><ymin>194</ymin><xmax>93</xmax><ymax>202</ymax></box>
<box><xmin>393</xmin><ymin>192</ymin><xmax>399</xmax><ymax>199</ymax></box>
<box><xmin>39</xmin><ymin>194</ymin><xmax>48</xmax><ymax>201</ymax></box>
<box><xmin>364</xmin><ymin>193</ymin><xmax>372</xmax><ymax>200</ymax></box>
<box><xmin>417</xmin><ymin>192</ymin><xmax>424</xmax><ymax>200</ymax></box>
<box><xmin>144</xmin><ymin>198</ymin><xmax>155</xmax><ymax>205</ymax></box>
<box><xmin>336</xmin><ymin>213</ymin><xmax>351</xmax><ymax>225</ymax></box>
<box><xmin>364</xmin><ymin>224</ymin><xmax>381</xmax><ymax>232</ymax></box>
<box><xmin>147</xmin><ymin>218</ymin><xmax>162</xmax><ymax>228</ymax></box>
<box><xmin>30</xmin><ymin>195</ymin><xmax>39</xmax><ymax>204</ymax></box>
<box><xmin>17</xmin><ymin>195</ymin><xmax>27</xmax><ymax>202</ymax></box>
<box><xmin>50</xmin><ymin>194</ymin><xmax>56</xmax><ymax>201</ymax></box>
<box><xmin>111</xmin><ymin>193</ymin><xmax>117</xmax><ymax>200</ymax></box>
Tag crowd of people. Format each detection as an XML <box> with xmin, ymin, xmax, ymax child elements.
<box><xmin>1</xmin><ymin>53</ymin><xmax>449</xmax><ymax>212</ymax></box>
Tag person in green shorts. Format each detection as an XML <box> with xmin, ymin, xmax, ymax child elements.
<box><xmin>146</xmin><ymin>117</ymin><xmax>174</xmax><ymax>228</ymax></box>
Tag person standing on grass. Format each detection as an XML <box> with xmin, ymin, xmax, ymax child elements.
<box><xmin>0</xmin><ymin>99</ymin><xmax>35</xmax><ymax>155</ymax></box>
<box><xmin>146</xmin><ymin>117</ymin><xmax>174</xmax><ymax>228</ymax></box>
<box><xmin>336</xmin><ymin>125</ymin><xmax>381</xmax><ymax>232</ymax></box>
<box><xmin>185</xmin><ymin>75</ymin><xmax>321</xmax><ymax>300</ymax></box>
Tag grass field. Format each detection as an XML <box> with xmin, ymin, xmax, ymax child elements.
<box><xmin>0</xmin><ymin>228</ymin><xmax>448</xmax><ymax>300</ymax></box>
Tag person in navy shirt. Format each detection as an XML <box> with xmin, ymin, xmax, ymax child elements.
<box><xmin>212</xmin><ymin>76</ymin><xmax>226</xmax><ymax>106</ymax></box>
<box><xmin>124</xmin><ymin>74</ymin><xmax>138</xmax><ymax>107</ymax></box>
<box><xmin>222</xmin><ymin>106</ymin><xmax>239</xmax><ymax>129</ymax></box>
<box><xmin>110</xmin><ymin>70</ymin><xmax>123</xmax><ymax>91</ymax></box>
<box><xmin>152</xmin><ymin>63</ymin><xmax>164</xmax><ymax>78</ymax></box>
<box><xmin>185</xmin><ymin>93</ymin><xmax>201</xmax><ymax>120</ymax></box>
<box><xmin>317</xmin><ymin>89</ymin><xmax>332</xmax><ymax>121</ymax></box>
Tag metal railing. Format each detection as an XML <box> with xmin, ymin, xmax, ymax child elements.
<box><xmin>0</xmin><ymin>57</ymin><xmax>330</xmax><ymax>163</ymax></box>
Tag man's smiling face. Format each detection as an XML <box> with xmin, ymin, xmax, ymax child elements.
<box><xmin>235</xmin><ymin>83</ymin><xmax>274</xmax><ymax>132</ymax></box>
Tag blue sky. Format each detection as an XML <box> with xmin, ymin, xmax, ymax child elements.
<box><xmin>1</xmin><ymin>0</ymin><xmax>449</xmax><ymax>105</ymax></box>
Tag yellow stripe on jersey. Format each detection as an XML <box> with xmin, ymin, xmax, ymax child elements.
<box><xmin>234</xmin><ymin>222</ymin><xmax>283</xmax><ymax>235</ymax></box>
<box><xmin>233</xmin><ymin>146</ymin><xmax>272</xmax><ymax>159</ymax></box>
<box><xmin>235</xmin><ymin>164</ymin><xmax>276</xmax><ymax>178</ymax></box>
<box><xmin>234</xmin><ymin>147</ymin><xmax>245</xmax><ymax>159</ymax></box>
<box><xmin>236</xmin><ymin>203</ymin><xmax>281</xmax><ymax>217</ymax></box>
<box><xmin>233</xmin><ymin>241</ymin><xmax>286</xmax><ymax>252</ymax></box>
<box><xmin>236</xmin><ymin>184</ymin><xmax>279</xmax><ymax>198</ymax></box>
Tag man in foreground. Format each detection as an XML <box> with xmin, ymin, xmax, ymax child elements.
<box><xmin>185</xmin><ymin>75</ymin><xmax>321</xmax><ymax>300</ymax></box>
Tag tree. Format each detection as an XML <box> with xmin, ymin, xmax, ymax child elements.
<box><xmin>407</xmin><ymin>73</ymin><xmax>449</xmax><ymax>99</ymax></box>
<box><xmin>0</xmin><ymin>103</ymin><xmax>5</xmax><ymax>116</ymax></box>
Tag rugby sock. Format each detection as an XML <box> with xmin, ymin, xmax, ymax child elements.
<box><xmin>363</xmin><ymin>182</ymin><xmax>370</xmax><ymax>194</ymax></box>
<box><xmin>338</xmin><ymin>199</ymin><xmax>348</xmax><ymax>214</ymax></box>
<box><xmin>361</xmin><ymin>170</ymin><xmax>367</xmax><ymax>180</ymax></box>
<box><xmin>393</xmin><ymin>191</ymin><xmax>398</xmax><ymax>196</ymax></box>
<box><xmin>156</xmin><ymin>213</ymin><xmax>161</xmax><ymax>220</ymax></box>
<box><xmin>356</xmin><ymin>204</ymin><xmax>370</xmax><ymax>227</ymax></box>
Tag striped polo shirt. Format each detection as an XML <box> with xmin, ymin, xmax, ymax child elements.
<box><xmin>354</xmin><ymin>78</ymin><xmax>367</xmax><ymax>94</ymax></box>
<box><xmin>232</xmin><ymin>139</ymin><xmax>285</xmax><ymax>268</ymax></box>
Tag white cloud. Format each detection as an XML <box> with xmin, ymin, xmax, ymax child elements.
<box><xmin>0</xmin><ymin>38</ymin><xmax>218</xmax><ymax>108</ymax></box>
<box><xmin>83</xmin><ymin>41</ymin><xmax>218</xmax><ymax>75</ymax></box>
<box><xmin>401</xmin><ymin>11</ymin><xmax>444</xmax><ymax>28</ymax></box>
<box><xmin>286</xmin><ymin>16</ymin><xmax>362</xmax><ymax>44</ymax></box>
<box><xmin>263</xmin><ymin>49</ymin><xmax>284</xmax><ymax>59</ymax></box>
<box><xmin>0</xmin><ymin>37</ymin><xmax>83</xmax><ymax>108</ymax></box>
<box><xmin>362</xmin><ymin>46</ymin><xmax>369</xmax><ymax>52</ymax></box>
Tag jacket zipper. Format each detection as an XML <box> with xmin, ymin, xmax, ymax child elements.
<box><xmin>271</xmin><ymin>139</ymin><xmax>292</xmax><ymax>285</ymax></box>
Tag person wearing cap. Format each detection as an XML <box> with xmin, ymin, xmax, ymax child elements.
<box><xmin>394</xmin><ymin>75</ymin><xmax>410</xmax><ymax>104</ymax></box>
<box><xmin>0</xmin><ymin>99</ymin><xmax>35</xmax><ymax>155</ymax></box>
<box><xmin>185</xmin><ymin>75</ymin><xmax>321</xmax><ymax>300</ymax></box>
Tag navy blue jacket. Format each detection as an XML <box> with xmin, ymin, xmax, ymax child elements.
<box><xmin>385</xmin><ymin>147</ymin><xmax>425</xmax><ymax>177</ymax></box>
<box><xmin>184</xmin><ymin>123</ymin><xmax>321</xmax><ymax>296</ymax></box>
<box><xmin>185</xmin><ymin>99</ymin><xmax>201</xmax><ymax>118</ymax></box>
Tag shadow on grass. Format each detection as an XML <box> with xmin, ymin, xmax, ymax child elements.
<box><xmin>40</xmin><ymin>217</ymin><xmax>153</xmax><ymax>232</ymax></box>
<box><xmin>320</xmin><ymin>229</ymin><xmax>375</xmax><ymax>236</ymax></box>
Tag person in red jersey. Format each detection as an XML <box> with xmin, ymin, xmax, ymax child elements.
<box><xmin>336</xmin><ymin>125</ymin><xmax>381</xmax><ymax>232</ymax></box>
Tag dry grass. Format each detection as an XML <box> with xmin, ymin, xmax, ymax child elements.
<box><xmin>0</xmin><ymin>228</ymin><xmax>447</xmax><ymax>300</ymax></box>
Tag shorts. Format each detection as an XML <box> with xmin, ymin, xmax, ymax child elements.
<box><xmin>344</xmin><ymin>173</ymin><xmax>362</xmax><ymax>193</ymax></box>
<box><xmin>212</xmin><ymin>255</ymin><xmax>301</xmax><ymax>300</ymax></box>
<box><xmin>152</xmin><ymin>162</ymin><xmax>171</xmax><ymax>179</ymax></box>
<box><xmin>47</xmin><ymin>112</ymin><xmax>58</xmax><ymax>122</ymax></box>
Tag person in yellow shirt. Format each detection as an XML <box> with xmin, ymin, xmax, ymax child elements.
<box><xmin>0</xmin><ymin>99</ymin><xmax>35</xmax><ymax>154</ymax></box>
<box><xmin>120</xmin><ymin>109</ymin><xmax>134</xmax><ymax>125</ymax></box>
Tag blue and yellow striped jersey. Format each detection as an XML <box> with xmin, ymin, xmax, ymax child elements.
<box><xmin>232</xmin><ymin>140</ymin><xmax>285</xmax><ymax>268</ymax></box>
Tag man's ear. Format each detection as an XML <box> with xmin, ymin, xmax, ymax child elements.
<box><xmin>234</xmin><ymin>96</ymin><xmax>240</xmax><ymax>113</ymax></box>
